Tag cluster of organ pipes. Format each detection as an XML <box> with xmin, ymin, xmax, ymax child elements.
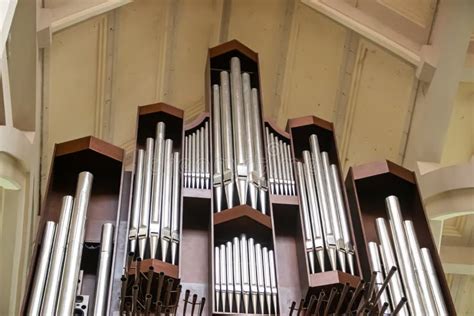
<box><xmin>368</xmin><ymin>195</ymin><xmax>448</xmax><ymax>315</ymax></box>
<box><xmin>212</xmin><ymin>57</ymin><xmax>267</xmax><ymax>213</ymax></box>
<box><xmin>184</xmin><ymin>121</ymin><xmax>210</xmax><ymax>190</ymax></box>
<box><xmin>214</xmin><ymin>235</ymin><xmax>278</xmax><ymax>314</ymax></box>
<box><xmin>265</xmin><ymin>128</ymin><xmax>296</xmax><ymax>196</ymax></box>
<box><xmin>26</xmin><ymin>172</ymin><xmax>114</xmax><ymax>316</ymax></box>
<box><xmin>296</xmin><ymin>134</ymin><xmax>355</xmax><ymax>275</ymax></box>
<box><xmin>128</xmin><ymin>121</ymin><xmax>182</xmax><ymax>264</ymax></box>
<box><xmin>288</xmin><ymin>268</ymin><xmax>408</xmax><ymax>315</ymax></box>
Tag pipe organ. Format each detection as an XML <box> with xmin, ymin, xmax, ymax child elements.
<box><xmin>21</xmin><ymin>40</ymin><xmax>454</xmax><ymax>315</ymax></box>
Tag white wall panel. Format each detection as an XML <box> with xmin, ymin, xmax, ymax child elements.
<box><xmin>339</xmin><ymin>38</ymin><xmax>415</xmax><ymax>170</ymax></box>
<box><xmin>47</xmin><ymin>15</ymin><xmax>103</xmax><ymax>155</ymax></box>
<box><xmin>278</xmin><ymin>3</ymin><xmax>348</xmax><ymax>126</ymax></box>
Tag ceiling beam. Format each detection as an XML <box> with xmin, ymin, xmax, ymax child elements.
<box><xmin>403</xmin><ymin>0</ymin><xmax>474</xmax><ymax>168</ymax></box>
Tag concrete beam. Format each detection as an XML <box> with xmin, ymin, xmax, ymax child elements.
<box><xmin>403</xmin><ymin>0</ymin><xmax>474</xmax><ymax>168</ymax></box>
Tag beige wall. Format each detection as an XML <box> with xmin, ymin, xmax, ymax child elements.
<box><xmin>43</xmin><ymin>0</ymin><xmax>419</xmax><ymax>174</ymax></box>
<box><xmin>441</xmin><ymin>82</ymin><xmax>474</xmax><ymax>167</ymax></box>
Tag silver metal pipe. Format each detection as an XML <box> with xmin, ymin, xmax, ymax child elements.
<box><xmin>196</xmin><ymin>128</ymin><xmax>201</xmax><ymax>189</ymax></box>
<box><xmin>251</xmin><ymin>88</ymin><xmax>267</xmax><ymax>214</ymax></box>
<box><xmin>219</xmin><ymin>244</ymin><xmax>227</xmax><ymax>312</ymax></box>
<box><xmin>41</xmin><ymin>196</ymin><xmax>74</xmax><ymax>315</ymax></box>
<box><xmin>240</xmin><ymin>234</ymin><xmax>250</xmax><ymax>313</ymax></box>
<box><xmin>280</xmin><ymin>140</ymin><xmax>290</xmax><ymax>196</ymax></box>
<box><xmin>268</xmin><ymin>250</ymin><xmax>278</xmax><ymax>315</ymax></box>
<box><xmin>321</xmin><ymin>151</ymin><xmax>345</xmax><ymax>271</ymax></box>
<box><xmin>248</xmin><ymin>238</ymin><xmax>258</xmax><ymax>314</ymax></box>
<box><xmin>421</xmin><ymin>247</ymin><xmax>448</xmax><ymax>315</ymax></box>
<box><xmin>93</xmin><ymin>223</ymin><xmax>114</xmax><ymax>316</ymax></box>
<box><xmin>230</xmin><ymin>57</ymin><xmax>248</xmax><ymax>206</ymax></box>
<box><xmin>170</xmin><ymin>152</ymin><xmax>181</xmax><ymax>265</ymax></box>
<box><xmin>150</xmin><ymin>122</ymin><xmax>166</xmax><ymax>259</ymax></box>
<box><xmin>286</xmin><ymin>144</ymin><xmax>295</xmax><ymax>195</ymax></box>
<box><xmin>308</xmin><ymin>136</ymin><xmax>336</xmax><ymax>270</ymax></box>
<box><xmin>296</xmin><ymin>162</ymin><xmax>316</xmax><ymax>274</ymax></box>
<box><xmin>255</xmin><ymin>243</ymin><xmax>265</xmax><ymax>314</ymax></box>
<box><xmin>204</xmin><ymin>121</ymin><xmax>210</xmax><ymax>189</ymax></box>
<box><xmin>57</xmin><ymin>171</ymin><xmax>93</xmax><ymax>315</ymax></box>
<box><xmin>220</xmin><ymin>71</ymin><xmax>234</xmax><ymax>209</ymax></box>
<box><xmin>200</xmin><ymin>126</ymin><xmax>205</xmax><ymax>189</ymax></box>
<box><xmin>302</xmin><ymin>151</ymin><xmax>325</xmax><ymax>272</ymax></box>
<box><xmin>226</xmin><ymin>241</ymin><xmax>234</xmax><ymax>312</ymax></box>
<box><xmin>368</xmin><ymin>242</ymin><xmax>392</xmax><ymax>313</ymax></box>
<box><xmin>160</xmin><ymin>139</ymin><xmax>174</xmax><ymax>262</ymax></box>
<box><xmin>233</xmin><ymin>237</ymin><xmax>242</xmax><ymax>313</ymax></box>
<box><xmin>329</xmin><ymin>164</ymin><xmax>355</xmax><ymax>275</ymax></box>
<box><xmin>243</xmin><ymin>73</ymin><xmax>258</xmax><ymax>211</ymax></box>
<box><xmin>265</xmin><ymin>127</ymin><xmax>275</xmax><ymax>195</ymax></box>
<box><xmin>273</xmin><ymin>134</ymin><xmax>284</xmax><ymax>195</ymax></box>
<box><xmin>375</xmin><ymin>217</ymin><xmax>409</xmax><ymax>316</ymax></box>
<box><xmin>184</xmin><ymin>135</ymin><xmax>189</xmax><ymax>188</ymax></box>
<box><xmin>262</xmin><ymin>247</ymin><xmax>272</xmax><ymax>314</ymax></box>
<box><xmin>212</xmin><ymin>84</ymin><xmax>223</xmax><ymax>212</ymax></box>
<box><xmin>191</xmin><ymin>132</ymin><xmax>196</xmax><ymax>189</ymax></box>
<box><xmin>129</xmin><ymin>149</ymin><xmax>144</xmax><ymax>254</ymax></box>
<box><xmin>138</xmin><ymin>138</ymin><xmax>154</xmax><ymax>259</ymax></box>
<box><xmin>215</xmin><ymin>246</ymin><xmax>221</xmax><ymax>312</ymax></box>
<box><xmin>386</xmin><ymin>195</ymin><xmax>425</xmax><ymax>314</ymax></box>
<box><xmin>404</xmin><ymin>220</ymin><xmax>437</xmax><ymax>314</ymax></box>
<box><xmin>27</xmin><ymin>221</ymin><xmax>56</xmax><ymax>315</ymax></box>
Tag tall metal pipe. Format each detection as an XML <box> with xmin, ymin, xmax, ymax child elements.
<box><xmin>273</xmin><ymin>134</ymin><xmax>284</xmax><ymax>195</ymax></box>
<box><xmin>170</xmin><ymin>152</ymin><xmax>181</xmax><ymax>265</ymax></box>
<box><xmin>251</xmin><ymin>88</ymin><xmax>267</xmax><ymax>214</ymax></box>
<box><xmin>280</xmin><ymin>140</ymin><xmax>290</xmax><ymax>195</ymax></box>
<box><xmin>302</xmin><ymin>151</ymin><xmax>325</xmax><ymax>272</ymax></box>
<box><xmin>150</xmin><ymin>122</ymin><xmax>166</xmax><ymax>259</ymax></box>
<box><xmin>200</xmin><ymin>126</ymin><xmax>206</xmax><ymax>189</ymax></box>
<box><xmin>27</xmin><ymin>221</ymin><xmax>56</xmax><ymax>315</ymax></box>
<box><xmin>230</xmin><ymin>57</ymin><xmax>248</xmax><ymax>205</ymax></box>
<box><xmin>248</xmin><ymin>238</ymin><xmax>258</xmax><ymax>314</ymax></box>
<box><xmin>262</xmin><ymin>247</ymin><xmax>272</xmax><ymax>314</ymax></box>
<box><xmin>191</xmin><ymin>132</ymin><xmax>196</xmax><ymax>189</ymax></box>
<box><xmin>308</xmin><ymin>136</ymin><xmax>336</xmax><ymax>270</ymax></box>
<box><xmin>255</xmin><ymin>243</ymin><xmax>265</xmax><ymax>314</ymax></box>
<box><xmin>138</xmin><ymin>138</ymin><xmax>154</xmax><ymax>259</ymax></box>
<box><xmin>265</xmin><ymin>127</ymin><xmax>275</xmax><ymax>195</ymax></box>
<box><xmin>295</xmin><ymin>162</ymin><xmax>315</xmax><ymax>274</ymax></box>
<box><xmin>242</xmin><ymin>72</ymin><xmax>257</xmax><ymax>210</ymax></box>
<box><xmin>368</xmin><ymin>242</ymin><xmax>392</xmax><ymax>313</ymax></box>
<box><xmin>404</xmin><ymin>220</ymin><xmax>437</xmax><ymax>314</ymax></box>
<box><xmin>160</xmin><ymin>139</ymin><xmax>174</xmax><ymax>262</ymax></box>
<box><xmin>329</xmin><ymin>164</ymin><xmax>355</xmax><ymax>275</ymax></box>
<box><xmin>240</xmin><ymin>234</ymin><xmax>250</xmax><ymax>313</ymax></box>
<box><xmin>233</xmin><ymin>237</ymin><xmax>242</xmax><ymax>313</ymax></box>
<box><xmin>41</xmin><ymin>196</ymin><xmax>74</xmax><ymax>315</ymax></box>
<box><xmin>421</xmin><ymin>248</ymin><xmax>448</xmax><ymax>315</ymax></box>
<box><xmin>204</xmin><ymin>121</ymin><xmax>210</xmax><ymax>189</ymax></box>
<box><xmin>268</xmin><ymin>250</ymin><xmax>278</xmax><ymax>314</ymax></box>
<box><xmin>375</xmin><ymin>217</ymin><xmax>409</xmax><ymax>316</ymax></box>
<box><xmin>215</xmin><ymin>246</ymin><xmax>221</xmax><ymax>311</ymax></box>
<box><xmin>219</xmin><ymin>244</ymin><xmax>227</xmax><ymax>312</ymax></box>
<box><xmin>184</xmin><ymin>135</ymin><xmax>189</xmax><ymax>188</ymax></box>
<box><xmin>321</xmin><ymin>151</ymin><xmax>345</xmax><ymax>271</ymax></box>
<box><xmin>93</xmin><ymin>223</ymin><xmax>114</xmax><ymax>316</ymax></box>
<box><xmin>225</xmin><ymin>241</ymin><xmax>234</xmax><ymax>312</ymax></box>
<box><xmin>385</xmin><ymin>196</ymin><xmax>425</xmax><ymax>314</ymax></box>
<box><xmin>286</xmin><ymin>144</ymin><xmax>295</xmax><ymax>195</ymax></box>
<box><xmin>196</xmin><ymin>128</ymin><xmax>201</xmax><ymax>188</ymax></box>
<box><xmin>57</xmin><ymin>171</ymin><xmax>93</xmax><ymax>315</ymax></box>
<box><xmin>212</xmin><ymin>84</ymin><xmax>223</xmax><ymax>212</ymax></box>
<box><xmin>129</xmin><ymin>149</ymin><xmax>144</xmax><ymax>254</ymax></box>
<box><xmin>220</xmin><ymin>71</ymin><xmax>234</xmax><ymax>208</ymax></box>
